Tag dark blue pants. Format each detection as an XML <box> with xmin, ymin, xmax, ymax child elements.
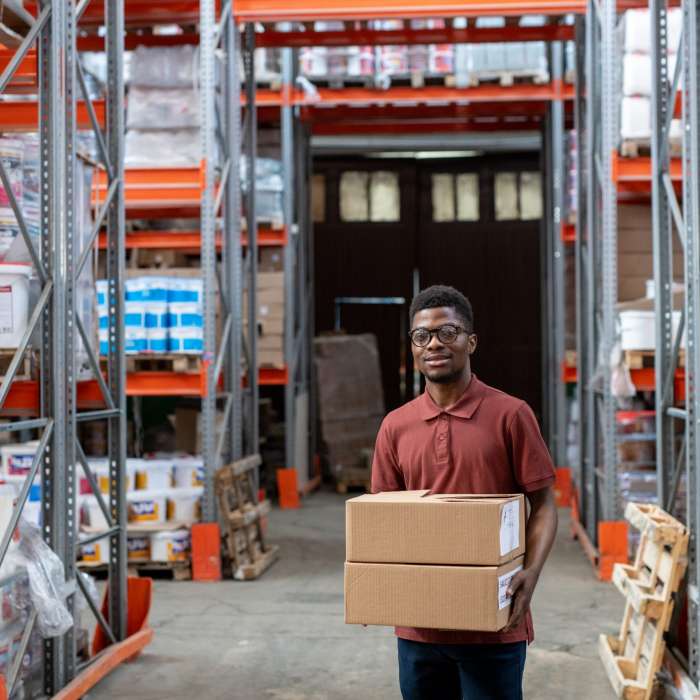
<box><xmin>398</xmin><ymin>638</ymin><xmax>527</xmax><ymax>700</ymax></box>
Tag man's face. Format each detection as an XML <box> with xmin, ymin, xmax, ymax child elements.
<box><xmin>410</xmin><ymin>306</ymin><xmax>477</xmax><ymax>384</ymax></box>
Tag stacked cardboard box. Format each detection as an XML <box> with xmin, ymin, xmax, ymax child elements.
<box><xmin>243</xmin><ymin>271</ymin><xmax>285</xmax><ymax>368</ymax></box>
<box><xmin>345</xmin><ymin>491</ymin><xmax>526</xmax><ymax>631</ymax></box>
<box><xmin>314</xmin><ymin>334</ymin><xmax>385</xmax><ymax>486</ymax></box>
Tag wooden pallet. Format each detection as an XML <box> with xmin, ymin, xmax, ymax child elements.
<box><xmin>624</xmin><ymin>350</ymin><xmax>685</xmax><ymax>370</ymax></box>
<box><xmin>240</xmin><ymin>215</ymin><xmax>284</xmax><ymax>231</ymax></box>
<box><xmin>599</xmin><ymin>503</ymin><xmax>688</xmax><ymax>700</ymax></box>
<box><xmin>0</xmin><ymin>348</ymin><xmax>36</xmax><ymax>381</ymax></box>
<box><xmin>128</xmin><ymin>560</ymin><xmax>192</xmax><ymax>581</ymax></box>
<box><xmin>123</xmin><ymin>354</ymin><xmax>202</xmax><ymax>373</ymax></box>
<box><xmin>620</xmin><ymin>139</ymin><xmax>683</xmax><ymax>159</ymax></box>
<box><xmin>446</xmin><ymin>69</ymin><xmax>549</xmax><ymax>88</ymax></box>
<box><xmin>215</xmin><ymin>454</ymin><xmax>279</xmax><ymax>581</ymax></box>
<box><xmin>79</xmin><ymin>558</ymin><xmax>192</xmax><ymax>581</ymax></box>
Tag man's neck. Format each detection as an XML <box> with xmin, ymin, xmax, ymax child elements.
<box><xmin>425</xmin><ymin>370</ymin><xmax>472</xmax><ymax>409</ymax></box>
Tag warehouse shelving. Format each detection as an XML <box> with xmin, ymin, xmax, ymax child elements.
<box><xmin>0</xmin><ymin>0</ymin><xmax>137</xmax><ymax>696</ymax></box>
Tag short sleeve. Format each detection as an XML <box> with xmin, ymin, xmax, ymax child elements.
<box><xmin>371</xmin><ymin>418</ymin><xmax>405</xmax><ymax>493</ymax></box>
<box><xmin>508</xmin><ymin>403</ymin><xmax>556</xmax><ymax>492</ymax></box>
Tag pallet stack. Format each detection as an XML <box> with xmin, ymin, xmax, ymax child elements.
<box><xmin>215</xmin><ymin>454</ymin><xmax>279</xmax><ymax>580</ymax></box>
<box><xmin>314</xmin><ymin>334</ymin><xmax>384</xmax><ymax>493</ymax></box>
<box><xmin>599</xmin><ymin>503</ymin><xmax>688</xmax><ymax>699</ymax></box>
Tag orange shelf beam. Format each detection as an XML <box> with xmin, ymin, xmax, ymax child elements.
<box><xmin>0</xmin><ymin>101</ymin><xmax>105</xmax><ymax>131</ymax></box>
<box><xmin>0</xmin><ymin>49</ymin><xmax>36</xmax><ymax>91</ymax></box>
<box><xmin>563</xmin><ymin>363</ymin><xmax>686</xmax><ymax>401</ymax></box>
<box><xmin>259</xmin><ymin>367</ymin><xmax>288</xmax><ymax>386</ymax></box>
<box><xmin>257</xmin><ymin>23</ymin><xmax>576</xmax><ymax>47</ymax></box>
<box><xmin>234</xmin><ymin>0</ymin><xmax>586</xmax><ymax>22</ymax></box>
<box><xmin>312</xmin><ymin>117</ymin><xmax>544</xmax><ymax>135</ymax></box>
<box><xmin>307</xmin><ymin>82</ymin><xmax>574</xmax><ymax>107</ymax></box>
<box><xmin>612</xmin><ymin>153</ymin><xmax>682</xmax><ymax>195</ymax></box>
<box><xmin>98</xmin><ymin>228</ymin><xmax>287</xmax><ymax>250</ymax></box>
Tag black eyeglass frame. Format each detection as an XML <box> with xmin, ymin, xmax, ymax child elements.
<box><xmin>408</xmin><ymin>324</ymin><xmax>470</xmax><ymax>348</ymax></box>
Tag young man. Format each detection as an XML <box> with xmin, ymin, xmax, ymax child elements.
<box><xmin>371</xmin><ymin>285</ymin><xmax>558</xmax><ymax>700</ymax></box>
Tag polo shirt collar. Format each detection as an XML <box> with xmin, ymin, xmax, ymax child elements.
<box><xmin>418</xmin><ymin>376</ymin><xmax>484</xmax><ymax>421</ymax></box>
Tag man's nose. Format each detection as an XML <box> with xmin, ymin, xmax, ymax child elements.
<box><xmin>426</xmin><ymin>332</ymin><xmax>444</xmax><ymax>350</ymax></box>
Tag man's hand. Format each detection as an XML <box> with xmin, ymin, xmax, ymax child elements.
<box><xmin>503</xmin><ymin>568</ymin><xmax>539</xmax><ymax>632</ymax></box>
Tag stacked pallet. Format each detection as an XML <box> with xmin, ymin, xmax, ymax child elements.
<box><xmin>314</xmin><ymin>334</ymin><xmax>384</xmax><ymax>492</ymax></box>
<box><xmin>599</xmin><ymin>503</ymin><xmax>688</xmax><ymax>699</ymax></box>
<box><xmin>215</xmin><ymin>455</ymin><xmax>279</xmax><ymax>580</ymax></box>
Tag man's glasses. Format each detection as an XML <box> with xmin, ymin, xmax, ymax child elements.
<box><xmin>409</xmin><ymin>324</ymin><xmax>467</xmax><ymax>348</ymax></box>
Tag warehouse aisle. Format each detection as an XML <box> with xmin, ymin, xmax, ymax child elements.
<box><xmin>92</xmin><ymin>493</ymin><xmax>620</xmax><ymax>699</ymax></box>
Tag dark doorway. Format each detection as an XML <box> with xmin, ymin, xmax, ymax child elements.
<box><xmin>312</xmin><ymin>153</ymin><xmax>543</xmax><ymax>422</ymax></box>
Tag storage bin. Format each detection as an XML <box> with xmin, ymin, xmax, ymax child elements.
<box><xmin>0</xmin><ymin>441</ymin><xmax>38</xmax><ymax>476</ymax></box>
<box><xmin>167</xmin><ymin>487</ymin><xmax>203</xmax><ymax>523</ymax></box>
<box><xmin>127</xmin><ymin>489</ymin><xmax>168</xmax><ymax>524</ymax></box>
<box><xmin>619</xmin><ymin>309</ymin><xmax>684</xmax><ymax>350</ymax></box>
<box><xmin>173</xmin><ymin>457</ymin><xmax>204</xmax><ymax>488</ymax></box>
<box><xmin>79</xmin><ymin>536</ymin><xmax>110</xmax><ymax>565</ymax></box>
<box><xmin>0</xmin><ymin>264</ymin><xmax>31</xmax><ymax>348</ymax></box>
<box><xmin>150</xmin><ymin>529</ymin><xmax>190</xmax><ymax>563</ymax></box>
<box><xmin>127</xmin><ymin>535</ymin><xmax>151</xmax><ymax>562</ymax></box>
<box><xmin>135</xmin><ymin>460</ymin><xmax>173</xmax><ymax>490</ymax></box>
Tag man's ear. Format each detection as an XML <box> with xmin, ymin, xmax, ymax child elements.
<box><xmin>467</xmin><ymin>334</ymin><xmax>478</xmax><ymax>355</ymax></box>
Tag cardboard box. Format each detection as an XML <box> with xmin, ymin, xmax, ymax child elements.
<box><xmin>344</xmin><ymin>556</ymin><xmax>524</xmax><ymax>631</ymax></box>
<box><xmin>257</xmin><ymin>333</ymin><xmax>283</xmax><ymax>351</ymax></box>
<box><xmin>257</xmin><ymin>272</ymin><xmax>284</xmax><ymax>290</ymax></box>
<box><xmin>346</xmin><ymin>491</ymin><xmax>525</xmax><ymax>566</ymax></box>
<box><xmin>258</xmin><ymin>349</ymin><xmax>285</xmax><ymax>367</ymax></box>
<box><xmin>259</xmin><ymin>247</ymin><xmax>283</xmax><ymax>272</ymax></box>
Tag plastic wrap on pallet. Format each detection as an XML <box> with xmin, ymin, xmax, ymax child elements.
<box><xmin>620</xmin><ymin>96</ymin><xmax>651</xmax><ymax>140</ymax></box>
<box><xmin>127</xmin><ymin>87</ymin><xmax>200</xmax><ymax>130</ymax></box>
<box><xmin>623</xmin><ymin>53</ymin><xmax>681</xmax><ymax>97</ymax></box>
<box><xmin>125</xmin><ymin>129</ymin><xmax>200</xmax><ymax>167</ymax></box>
<box><xmin>623</xmin><ymin>8</ymin><xmax>682</xmax><ymax>54</ymax></box>
<box><xmin>14</xmin><ymin>520</ymin><xmax>73</xmax><ymax>638</ymax></box>
<box><xmin>129</xmin><ymin>45</ymin><xmax>198</xmax><ymax>88</ymax></box>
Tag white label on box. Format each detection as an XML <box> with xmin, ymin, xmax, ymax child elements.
<box><xmin>498</xmin><ymin>565</ymin><xmax>523</xmax><ymax>610</ymax></box>
<box><xmin>0</xmin><ymin>286</ymin><xmax>13</xmax><ymax>334</ymax></box>
<box><xmin>499</xmin><ymin>500</ymin><xmax>520</xmax><ymax>556</ymax></box>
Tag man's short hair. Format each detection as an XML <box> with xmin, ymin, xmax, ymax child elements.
<box><xmin>409</xmin><ymin>285</ymin><xmax>474</xmax><ymax>332</ymax></box>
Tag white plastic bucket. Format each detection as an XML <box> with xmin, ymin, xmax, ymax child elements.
<box><xmin>0</xmin><ymin>441</ymin><xmax>38</xmax><ymax>476</ymax></box>
<box><xmin>173</xmin><ymin>458</ymin><xmax>204</xmax><ymax>488</ymax></box>
<box><xmin>127</xmin><ymin>534</ymin><xmax>151</xmax><ymax>562</ymax></box>
<box><xmin>150</xmin><ymin>529</ymin><xmax>189</xmax><ymax>563</ymax></box>
<box><xmin>127</xmin><ymin>489</ymin><xmax>167</xmax><ymax>524</ymax></box>
<box><xmin>167</xmin><ymin>487</ymin><xmax>203</xmax><ymax>523</ymax></box>
<box><xmin>79</xmin><ymin>536</ymin><xmax>110</xmax><ymax>565</ymax></box>
<box><xmin>0</xmin><ymin>263</ymin><xmax>31</xmax><ymax>348</ymax></box>
<box><xmin>85</xmin><ymin>459</ymin><xmax>137</xmax><ymax>494</ymax></box>
<box><xmin>619</xmin><ymin>310</ymin><xmax>685</xmax><ymax>350</ymax></box>
<box><xmin>135</xmin><ymin>460</ymin><xmax>172</xmax><ymax>490</ymax></box>
<box><xmin>144</xmin><ymin>302</ymin><xmax>168</xmax><ymax>330</ymax></box>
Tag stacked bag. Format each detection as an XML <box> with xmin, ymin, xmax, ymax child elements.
<box><xmin>97</xmin><ymin>274</ymin><xmax>204</xmax><ymax>355</ymax></box>
<box><xmin>620</xmin><ymin>8</ymin><xmax>683</xmax><ymax>145</ymax></box>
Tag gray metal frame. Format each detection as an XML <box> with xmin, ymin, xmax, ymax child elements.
<box><xmin>682</xmin><ymin>0</ymin><xmax>700</xmax><ymax>678</ymax></box>
<box><xmin>649</xmin><ymin>0</ymin><xmax>700</xmax><ymax>680</ymax></box>
<box><xmin>0</xmin><ymin>0</ymin><xmax>126</xmax><ymax>693</ymax></box>
<box><xmin>577</xmin><ymin>0</ymin><xmax>619</xmax><ymax>546</ymax></box>
<box><xmin>543</xmin><ymin>38</ymin><xmax>567</xmax><ymax>468</ymax></box>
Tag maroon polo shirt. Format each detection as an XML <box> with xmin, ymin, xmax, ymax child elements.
<box><xmin>371</xmin><ymin>375</ymin><xmax>555</xmax><ymax>646</ymax></box>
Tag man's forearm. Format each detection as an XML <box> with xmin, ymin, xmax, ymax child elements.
<box><xmin>524</xmin><ymin>487</ymin><xmax>558</xmax><ymax>577</ymax></box>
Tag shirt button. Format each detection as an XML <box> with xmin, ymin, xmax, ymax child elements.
<box><xmin>439</xmin><ymin>435</ymin><xmax>446</xmax><ymax>441</ymax></box>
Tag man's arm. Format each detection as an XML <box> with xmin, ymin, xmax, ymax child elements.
<box><xmin>503</xmin><ymin>486</ymin><xmax>558</xmax><ymax>632</ymax></box>
<box><xmin>370</xmin><ymin>418</ymin><xmax>404</xmax><ymax>493</ymax></box>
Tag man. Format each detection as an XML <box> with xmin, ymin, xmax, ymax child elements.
<box><xmin>371</xmin><ymin>285</ymin><xmax>558</xmax><ymax>700</ymax></box>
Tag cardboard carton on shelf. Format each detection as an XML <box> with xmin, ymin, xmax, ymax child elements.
<box><xmin>346</xmin><ymin>491</ymin><xmax>525</xmax><ymax>566</ymax></box>
<box><xmin>345</xmin><ymin>556</ymin><xmax>524</xmax><ymax>632</ymax></box>
<box><xmin>259</xmin><ymin>247</ymin><xmax>283</xmax><ymax>273</ymax></box>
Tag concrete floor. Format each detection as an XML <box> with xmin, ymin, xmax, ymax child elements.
<box><xmin>91</xmin><ymin>491</ymin><xmax>622</xmax><ymax>699</ymax></box>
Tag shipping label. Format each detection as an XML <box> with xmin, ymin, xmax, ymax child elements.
<box><xmin>499</xmin><ymin>500</ymin><xmax>520</xmax><ymax>556</ymax></box>
<box><xmin>498</xmin><ymin>565</ymin><xmax>523</xmax><ymax>610</ymax></box>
